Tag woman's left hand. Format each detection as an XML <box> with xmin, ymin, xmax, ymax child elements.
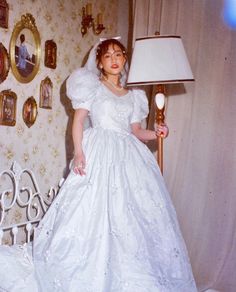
<box><xmin>155</xmin><ymin>123</ymin><xmax>169</xmax><ymax>138</ymax></box>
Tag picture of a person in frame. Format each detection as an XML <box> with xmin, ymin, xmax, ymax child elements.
<box><xmin>16</xmin><ymin>33</ymin><xmax>34</xmax><ymax>77</ymax></box>
<box><xmin>41</xmin><ymin>80</ymin><xmax>52</xmax><ymax>108</ymax></box>
<box><xmin>2</xmin><ymin>95</ymin><xmax>14</xmax><ymax>123</ymax></box>
<box><xmin>45</xmin><ymin>40</ymin><xmax>57</xmax><ymax>69</ymax></box>
<box><xmin>23</xmin><ymin>99</ymin><xmax>33</xmax><ymax>123</ymax></box>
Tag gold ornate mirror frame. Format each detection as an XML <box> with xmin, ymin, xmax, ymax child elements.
<box><xmin>9</xmin><ymin>13</ymin><xmax>41</xmax><ymax>83</ymax></box>
<box><xmin>22</xmin><ymin>96</ymin><xmax>38</xmax><ymax>128</ymax></box>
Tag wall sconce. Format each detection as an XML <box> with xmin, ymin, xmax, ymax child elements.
<box><xmin>81</xmin><ymin>3</ymin><xmax>105</xmax><ymax>37</ymax></box>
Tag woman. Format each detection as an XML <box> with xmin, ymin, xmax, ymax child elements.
<box><xmin>72</xmin><ymin>39</ymin><xmax>168</xmax><ymax>175</ymax></box>
<box><xmin>32</xmin><ymin>38</ymin><xmax>198</xmax><ymax>291</ymax></box>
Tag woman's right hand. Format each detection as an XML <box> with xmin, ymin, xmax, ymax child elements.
<box><xmin>73</xmin><ymin>152</ymin><xmax>86</xmax><ymax>176</ymax></box>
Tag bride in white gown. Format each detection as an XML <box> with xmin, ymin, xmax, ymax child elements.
<box><xmin>0</xmin><ymin>38</ymin><xmax>198</xmax><ymax>292</ymax></box>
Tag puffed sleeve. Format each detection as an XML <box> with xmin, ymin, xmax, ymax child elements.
<box><xmin>66</xmin><ymin>68</ymin><xmax>100</xmax><ymax>110</ymax></box>
<box><xmin>130</xmin><ymin>89</ymin><xmax>149</xmax><ymax>123</ymax></box>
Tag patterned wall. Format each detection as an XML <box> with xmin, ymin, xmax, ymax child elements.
<box><xmin>0</xmin><ymin>0</ymin><xmax>119</xmax><ymax>194</ymax></box>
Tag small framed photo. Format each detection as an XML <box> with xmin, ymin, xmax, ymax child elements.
<box><xmin>22</xmin><ymin>96</ymin><xmax>37</xmax><ymax>128</ymax></box>
<box><xmin>0</xmin><ymin>0</ymin><xmax>9</xmax><ymax>29</ymax></box>
<box><xmin>40</xmin><ymin>76</ymin><xmax>53</xmax><ymax>109</ymax></box>
<box><xmin>0</xmin><ymin>90</ymin><xmax>17</xmax><ymax>127</ymax></box>
<box><xmin>44</xmin><ymin>40</ymin><xmax>57</xmax><ymax>69</ymax></box>
<box><xmin>0</xmin><ymin>42</ymin><xmax>10</xmax><ymax>83</ymax></box>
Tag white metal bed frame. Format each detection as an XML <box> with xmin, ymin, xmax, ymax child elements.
<box><xmin>0</xmin><ymin>161</ymin><xmax>62</xmax><ymax>245</ymax></box>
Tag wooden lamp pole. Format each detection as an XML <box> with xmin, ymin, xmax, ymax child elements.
<box><xmin>155</xmin><ymin>84</ymin><xmax>165</xmax><ymax>174</ymax></box>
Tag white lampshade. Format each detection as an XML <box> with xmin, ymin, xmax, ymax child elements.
<box><xmin>127</xmin><ymin>35</ymin><xmax>194</xmax><ymax>86</ymax></box>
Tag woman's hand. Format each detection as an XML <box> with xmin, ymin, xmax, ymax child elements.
<box><xmin>154</xmin><ymin>123</ymin><xmax>169</xmax><ymax>138</ymax></box>
<box><xmin>73</xmin><ymin>151</ymin><xmax>86</xmax><ymax>176</ymax></box>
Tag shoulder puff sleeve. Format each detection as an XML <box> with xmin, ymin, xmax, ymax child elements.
<box><xmin>130</xmin><ymin>89</ymin><xmax>149</xmax><ymax>123</ymax></box>
<box><xmin>66</xmin><ymin>68</ymin><xmax>100</xmax><ymax>110</ymax></box>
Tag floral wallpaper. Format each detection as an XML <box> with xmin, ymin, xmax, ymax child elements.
<box><xmin>0</xmin><ymin>0</ymin><xmax>119</xmax><ymax>197</ymax></box>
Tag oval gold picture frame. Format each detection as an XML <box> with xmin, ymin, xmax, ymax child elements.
<box><xmin>0</xmin><ymin>42</ymin><xmax>10</xmax><ymax>84</ymax></box>
<box><xmin>9</xmin><ymin>13</ymin><xmax>41</xmax><ymax>83</ymax></box>
<box><xmin>22</xmin><ymin>96</ymin><xmax>38</xmax><ymax>128</ymax></box>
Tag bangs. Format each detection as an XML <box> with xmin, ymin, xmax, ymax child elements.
<box><xmin>96</xmin><ymin>39</ymin><xmax>126</xmax><ymax>62</ymax></box>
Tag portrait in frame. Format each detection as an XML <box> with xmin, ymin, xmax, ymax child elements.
<box><xmin>0</xmin><ymin>0</ymin><xmax>9</xmax><ymax>29</ymax></box>
<box><xmin>0</xmin><ymin>90</ymin><xmax>17</xmax><ymax>127</ymax></box>
<box><xmin>9</xmin><ymin>13</ymin><xmax>41</xmax><ymax>83</ymax></box>
<box><xmin>40</xmin><ymin>76</ymin><xmax>53</xmax><ymax>109</ymax></box>
<box><xmin>22</xmin><ymin>96</ymin><xmax>37</xmax><ymax>128</ymax></box>
<box><xmin>0</xmin><ymin>42</ymin><xmax>10</xmax><ymax>83</ymax></box>
<box><xmin>44</xmin><ymin>40</ymin><xmax>57</xmax><ymax>69</ymax></box>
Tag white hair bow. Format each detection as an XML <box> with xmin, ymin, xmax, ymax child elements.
<box><xmin>99</xmin><ymin>36</ymin><xmax>121</xmax><ymax>42</ymax></box>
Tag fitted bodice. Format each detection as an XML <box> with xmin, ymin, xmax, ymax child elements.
<box><xmin>66</xmin><ymin>67</ymin><xmax>149</xmax><ymax>132</ymax></box>
<box><xmin>89</xmin><ymin>85</ymin><xmax>134</xmax><ymax>133</ymax></box>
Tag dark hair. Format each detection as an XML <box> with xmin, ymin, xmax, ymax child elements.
<box><xmin>20</xmin><ymin>34</ymin><xmax>25</xmax><ymax>43</ymax></box>
<box><xmin>96</xmin><ymin>39</ymin><xmax>127</xmax><ymax>70</ymax></box>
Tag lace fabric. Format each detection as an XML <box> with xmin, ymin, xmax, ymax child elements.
<box><xmin>33</xmin><ymin>76</ymin><xmax>197</xmax><ymax>291</ymax></box>
<box><xmin>0</xmin><ymin>42</ymin><xmax>198</xmax><ymax>292</ymax></box>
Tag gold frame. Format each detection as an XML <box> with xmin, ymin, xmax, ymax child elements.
<box><xmin>22</xmin><ymin>96</ymin><xmax>37</xmax><ymax>128</ymax></box>
<box><xmin>0</xmin><ymin>90</ymin><xmax>17</xmax><ymax>127</ymax></box>
<box><xmin>44</xmin><ymin>40</ymin><xmax>57</xmax><ymax>69</ymax></box>
<box><xmin>0</xmin><ymin>42</ymin><xmax>10</xmax><ymax>83</ymax></box>
<box><xmin>9</xmin><ymin>13</ymin><xmax>41</xmax><ymax>83</ymax></box>
<box><xmin>40</xmin><ymin>76</ymin><xmax>53</xmax><ymax>109</ymax></box>
<box><xmin>0</xmin><ymin>0</ymin><xmax>9</xmax><ymax>29</ymax></box>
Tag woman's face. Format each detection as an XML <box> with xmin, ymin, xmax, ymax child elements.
<box><xmin>99</xmin><ymin>44</ymin><xmax>126</xmax><ymax>76</ymax></box>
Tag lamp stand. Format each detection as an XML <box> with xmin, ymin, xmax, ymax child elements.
<box><xmin>155</xmin><ymin>85</ymin><xmax>165</xmax><ymax>174</ymax></box>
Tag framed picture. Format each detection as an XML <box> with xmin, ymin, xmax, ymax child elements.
<box><xmin>44</xmin><ymin>40</ymin><xmax>57</xmax><ymax>69</ymax></box>
<box><xmin>0</xmin><ymin>42</ymin><xmax>10</xmax><ymax>83</ymax></box>
<box><xmin>40</xmin><ymin>77</ymin><xmax>53</xmax><ymax>109</ymax></box>
<box><xmin>0</xmin><ymin>0</ymin><xmax>9</xmax><ymax>29</ymax></box>
<box><xmin>22</xmin><ymin>96</ymin><xmax>37</xmax><ymax>128</ymax></box>
<box><xmin>9</xmin><ymin>13</ymin><xmax>41</xmax><ymax>83</ymax></box>
<box><xmin>0</xmin><ymin>90</ymin><xmax>17</xmax><ymax>127</ymax></box>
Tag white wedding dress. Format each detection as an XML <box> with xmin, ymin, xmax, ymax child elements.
<box><xmin>0</xmin><ymin>68</ymin><xmax>197</xmax><ymax>292</ymax></box>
